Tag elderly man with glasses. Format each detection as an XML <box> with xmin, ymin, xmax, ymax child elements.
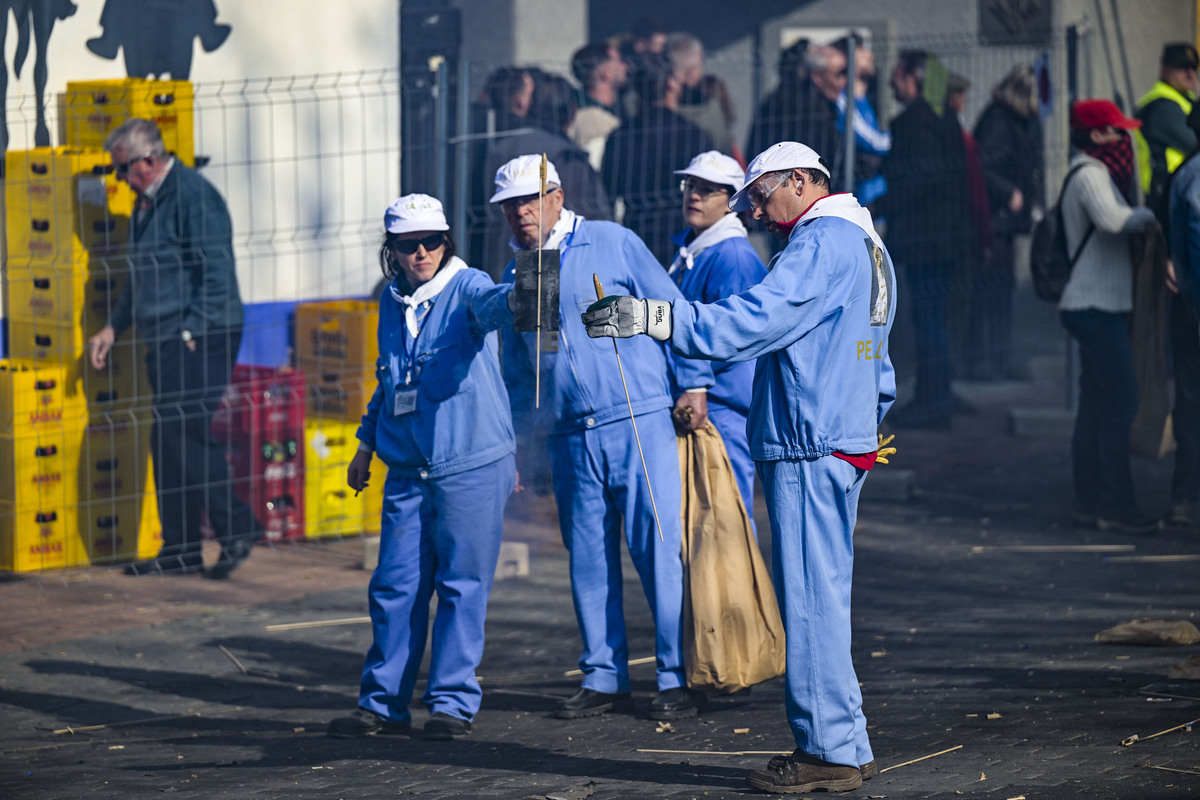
<box><xmin>583</xmin><ymin>141</ymin><xmax>896</xmax><ymax>794</ymax></box>
<box><xmin>88</xmin><ymin>117</ymin><xmax>260</xmax><ymax>579</ymax></box>
<box><xmin>492</xmin><ymin>154</ymin><xmax>715</xmax><ymax>721</ymax></box>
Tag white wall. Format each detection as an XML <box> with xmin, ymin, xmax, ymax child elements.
<box><xmin>3</xmin><ymin>0</ymin><xmax>402</xmax><ymax>306</ymax></box>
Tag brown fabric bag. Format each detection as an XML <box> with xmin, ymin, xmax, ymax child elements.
<box><xmin>677</xmin><ymin>423</ymin><xmax>785</xmax><ymax>693</ymax></box>
<box><xmin>1128</xmin><ymin>227</ymin><xmax>1173</xmax><ymax>459</ymax></box>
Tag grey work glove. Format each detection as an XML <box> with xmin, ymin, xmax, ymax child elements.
<box><xmin>581</xmin><ymin>295</ymin><xmax>672</xmax><ymax>341</ymax></box>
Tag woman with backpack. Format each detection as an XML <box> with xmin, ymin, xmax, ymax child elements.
<box><xmin>1058</xmin><ymin>100</ymin><xmax>1158</xmax><ymax>533</ymax></box>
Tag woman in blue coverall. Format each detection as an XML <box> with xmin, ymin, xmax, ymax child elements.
<box><xmin>327</xmin><ymin>194</ymin><xmax>516</xmax><ymax>741</ymax></box>
<box><xmin>668</xmin><ymin>151</ymin><xmax>767</xmax><ymax>520</ymax></box>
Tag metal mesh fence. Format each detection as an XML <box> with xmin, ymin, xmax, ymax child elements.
<box><xmin>0</xmin><ymin>25</ymin><xmax>1092</xmax><ymax>575</ymax></box>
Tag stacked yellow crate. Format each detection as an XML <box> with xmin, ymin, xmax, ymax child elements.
<box><xmin>0</xmin><ymin>361</ymin><xmax>85</xmax><ymax>570</ymax></box>
<box><xmin>59</xmin><ymin>79</ymin><xmax>195</xmax><ymax>167</ymax></box>
<box><xmin>294</xmin><ymin>301</ymin><xmax>384</xmax><ymax>538</ymax></box>
<box><xmin>2</xmin><ymin>147</ymin><xmax>161</xmax><ymax>569</ymax></box>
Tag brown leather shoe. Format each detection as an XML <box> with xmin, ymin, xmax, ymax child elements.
<box><xmin>767</xmin><ymin>750</ymin><xmax>877</xmax><ymax>780</ymax></box>
<box><xmin>747</xmin><ymin>751</ymin><xmax>863</xmax><ymax>794</ymax></box>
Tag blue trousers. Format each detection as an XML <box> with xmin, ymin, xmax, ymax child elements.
<box><xmin>759</xmin><ymin>456</ymin><xmax>872</xmax><ymax>768</ymax></box>
<box><xmin>549</xmin><ymin>410</ymin><xmax>686</xmax><ymax>693</ymax></box>
<box><xmin>359</xmin><ymin>455</ymin><xmax>515</xmax><ymax>724</ymax></box>
<box><xmin>707</xmin><ymin>404</ymin><xmax>756</xmax><ymax>532</ymax></box>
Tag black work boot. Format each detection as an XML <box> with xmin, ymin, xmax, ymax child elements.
<box><xmin>747</xmin><ymin>751</ymin><xmax>863</xmax><ymax>793</ymax></box>
<box><xmin>423</xmin><ymin>712</ymin><xmax>472</xmax><ymax>740</ymax></box>
<box><xmin>327</xmin><ymin>708</ymin><xmax>410</xmax><ymax>738</ymax></box>
<box><xmin>647</xmin><ymin>687</ymin><xmax>708</xmax><ymax>720</ymax></box>
<box><xmin>554</xmin><ymin>688</ymin><xmax>633</xmax><ymax>719</ymax></box>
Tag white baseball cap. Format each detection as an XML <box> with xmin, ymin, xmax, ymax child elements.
<box><xmin>675</xmin><ymin>150</ymin><xmax>745</xmax><ymax>192</ymax></box>
<box><xmin>490</xmin><ymin>154</ymin><xmax>562</xmax><ymax>204</ymax></box>
<box><xmin>728</xmin><ymin>142</ymin><xmax>831</xmax><ymax>212</ymax></box>
<box><xmin>384</xmin><ymin>193</ymin><xmax>450</xmax><ymax>234</ymax></box>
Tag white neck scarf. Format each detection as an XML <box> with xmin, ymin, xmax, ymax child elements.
<box><xmin>389</xmin><ymin>255</ymin><xmax>468</xmax><ymax>338</ymax></box>
<box><xmin>792</xmin><ymin>193</ymin><xmax>884</xmax><ymax>250</ymax></box>
<box><xmin>668</xmin><ymin>212</ymin><xmax>747</xmax><ymax>274</ymax></box>
<box><xmin>510</xmin><ymin>208</ymin><xmax>580</xmax><ymax>252</ymax></box>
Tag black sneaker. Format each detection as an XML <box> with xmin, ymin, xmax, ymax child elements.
<box><xmin>327</xmin><ymin>708</ymin><xmax>410</xmax><ymax>738</ymax></box>
<box><xmin>1097</xmin><ymin>514</ymin><xmax>1160</xmax><ymax>534</ymax></box>
<box><xmin>423</xmin><ymin>711</ymin><xmax>472</xmax><ymax>740</ymax></box>
<box><xmin>123</xmin><ymin>553</ymin><xmax>204</xmax><ymax>576</ymax></box>
<box><xmin>205</xmin><ymin>539</ymin><xmax>254</xmax><ymax>580</ymax></box>
<box><xmin>554</xmin><ymin>688</ymin><xmax>634</xmax><ymax>719</ymax></box>
<box><xmin>647</xmin><ymin>687</ymin><xmax>707</xmax><ymax>720</ymax></box>
<box><xmin>1163</xmin><ymin>501</ymin><xmax>1196</xmax><ymax>529</ymax></box>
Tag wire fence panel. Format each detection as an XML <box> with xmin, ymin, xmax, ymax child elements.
<box><xmin>0</xmin><ymin>24</ymin><xmax>1098</xmax><ymax>573</ymax></box>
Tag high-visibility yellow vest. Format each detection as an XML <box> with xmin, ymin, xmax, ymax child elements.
<box><xmin>1134</xmin><ymin>80</ymin><xmax>1194</xmax><ymax>193</ymax></box>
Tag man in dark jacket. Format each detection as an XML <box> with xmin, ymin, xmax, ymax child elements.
<box><xmin>88</xmin><ymin>117</ymin><xmax>260</xmax><ymax>578</ymax></box>
<box><xmin>480</xmin><ymin>72</ymin><xmax>612</xmax><ymax>278</ymax></box>
<box><xmin>602</xmin><ymin>62</ymin><xmax>713</xmax><ymax>265</ymax></box>
<box><xmin>883</xmin><ymin>49</ymin><xmax>971</xmax><ymax>428</ymax></box>
<box><xmin>746</xmin><ymin>43</ymin><xmax>847</xmax><ymax>187</ymax></box>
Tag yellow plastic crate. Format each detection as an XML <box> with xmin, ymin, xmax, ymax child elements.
<box><xmin>78</xmin><ymin>411</ymin><xmax>153</xmax><ymax>504</ymax></box>
<box><xmin>303</xmin><ymin>417</ymin><xmax>367</xmax><ymax>538</ymax></box>
<box><xmin>4</xmin><ymin>147</ymin><xmax>134</xmax><ymax>266</ymax></box>
<box><xmin>0</xmin><ymin>502</ymin><xmax>84</xmax><ymax>572</ymax></box>
<box><xmin>297</xmin><ymin>361</ymin><xmax>376</xmax><ymax>423</ymax></box>
<box><xmin>4</xmin><ymin>259</ymin><xmax>131</xmax><ymax>331</ymax></box>
<box><xmin>0</xmin><ymin>421</ymin><xmax>84</xmax><ymax>510</ymax></box>
<box><xmin>61</xmin><ymin>79</ymin><xmax>195</xmax><ymax>167</ymax></box>
<box><xmin>295</xmin><ymin>300</ymin><xmax>379</xmax><ymax>368</ymax></box>
<box><xmin>0</xmin><ymin>360</ymin><xmax>86</xmax><ymax>429</ymax></box>
<box><xmin>77</xmin><ymin>494</ymin><xmax>160</xmax><ymax>565</ymax></box>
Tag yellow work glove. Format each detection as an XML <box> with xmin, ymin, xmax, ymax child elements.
<box><xmin>876</xmin><ymin>433</ymin><xmax>897</xmax><ymax>465</ymax></box>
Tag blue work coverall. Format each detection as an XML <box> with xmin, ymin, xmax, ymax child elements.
<box><xmin>502</xmin><ymin>217</ymin><xmax>714</xmax><ymax>694</ymax></box>
<box><xmin>355</xmin><ymin>265</ymin><xmax>516</xmax><ymax>725</ymax></box>
<box><xmin>667</xmin><ymin>196</ymin><xmax>896</xmax><ymax>767</ymax></box>
<box><xmin>668</xmin><ymin>228</ymin><xmax>767</xmax><ymax>519</ymax></box>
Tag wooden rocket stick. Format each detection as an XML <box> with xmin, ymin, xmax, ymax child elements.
<box><xmin>535</xmin><ymin>153</ymin><xmax>547</xmax><ymax>408</ymax></box>
<box><xmin>593</xmin><ymin>274</ymin><xmax>663</xmax><ymax>541</ymax></box>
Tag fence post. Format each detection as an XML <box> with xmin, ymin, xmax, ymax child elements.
<box><xmin>454</xmin><ymin>57</ymin><xmax>471</xmax><ymax>240</ymax></box>
<box><xmin>843</xmin><ymin>42</ymin><xmax>856</xmax><ymax>195</ymax></box>
<box><xmin>435</xmin><ymin>57</ymin><xmax>450</xmax><ymax>203</ymax></box>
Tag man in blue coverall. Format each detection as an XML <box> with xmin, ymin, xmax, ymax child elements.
<box><xmin>583</xmin><ymin>142</ymin><xmax>896</xmax><ymax>793</ymax></box>
<box><xmin>492</xmin><ymin>154</ymin><xmax>714</xmax><ymax>721</ymax></box>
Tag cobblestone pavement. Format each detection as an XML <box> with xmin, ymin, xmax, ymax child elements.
<box><xmin>2</xmin><ymin>320</ymin><xmax>1199</xmax><ymax>798</ymax></box>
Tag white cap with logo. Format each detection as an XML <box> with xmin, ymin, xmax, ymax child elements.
<box><xmin>490</xmin><ymin>154</ymin><xmax>562</xmax><ymax>204</ymax></box>
<box><xmin>728</xmin><ymin>142</ymin><xmax>830</xmax><ymax>212</ymax></box>
<box><xmin>384</xmin><ymin>193</ymin><xmax>450</xmax><ymax>235</ymax></box>
<box><xmin>675</xmin><ymin>150</ymin><xmax>745</xmax><ymax>192</ymax></box>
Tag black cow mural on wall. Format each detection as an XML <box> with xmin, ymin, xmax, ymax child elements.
<box><xmin>86</xmin><ymin>0</ymin><xmax>230</xmax><ymax>79</ymax></box>
<box><xmin>0</xmin><ymin>0</ymin><xmax>78</xmax><ymax>152</ymax></box>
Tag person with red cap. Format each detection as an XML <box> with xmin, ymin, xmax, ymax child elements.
<box><xmin>1059</xmin><ymin>100</ymin><xmax>1158</xmax><ymax>533</ymax></box>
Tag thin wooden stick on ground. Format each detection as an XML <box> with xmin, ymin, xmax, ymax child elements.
<box><xmin>879</xmin><ymin>744</ymin><xmax>964</xmax><ymax>773</ymax></box>
<box><xmin>1121</xmin><ymin>717</ymin><xmax>1200</xmax><ymax>746</ymax></box>
<box><xmin>265</xmin><ymin>616</ymin><xmax>370</xmax><ymax>631</ymax></box>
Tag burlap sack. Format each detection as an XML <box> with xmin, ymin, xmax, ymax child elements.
<box><xmin>677</xmin><ymin>423</ymin><xmax>785</xmax><ymax>693</ymax></box>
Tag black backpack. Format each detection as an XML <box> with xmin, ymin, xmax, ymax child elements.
<box><xmin>1030</xmin><ymin>163</ymin><xmax>1095</xmax><ymax>302</ymax></box>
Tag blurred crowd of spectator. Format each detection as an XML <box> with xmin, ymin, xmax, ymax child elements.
<box><xmin>457</xmin><ymin>19</ymin><xmax>1062</xmax><ymax>432</ymax></box>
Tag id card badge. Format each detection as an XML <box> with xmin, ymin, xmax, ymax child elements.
<box><xmin>393</xmin><ymin>387</ymin><xmax>418</xmax><ymax>416</ymax></box>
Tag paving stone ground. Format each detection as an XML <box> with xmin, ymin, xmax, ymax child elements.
<box><xmin>1</xmin><ymin>293</ymin><xmax>1198</xmax><ymax>799</ymax></box>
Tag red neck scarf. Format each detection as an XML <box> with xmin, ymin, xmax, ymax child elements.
<box><xmin>1084</xmin><ymin>135</ymin><xmax>1135</xmax><ymax>201</ymax></box>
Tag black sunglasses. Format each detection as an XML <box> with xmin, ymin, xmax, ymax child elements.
<box><xmin>391</xmin><ymin>232</ymin><xmax>445</xmax><ymax>255</ymax></box>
